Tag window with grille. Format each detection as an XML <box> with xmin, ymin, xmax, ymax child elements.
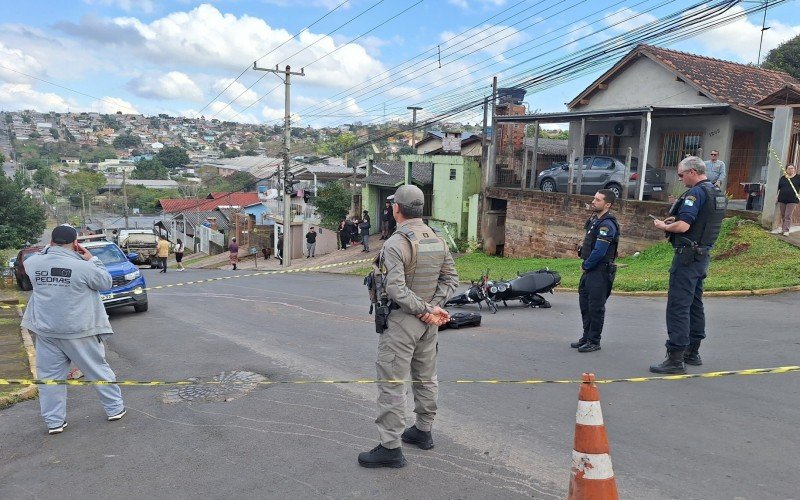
<box><xmin>659</xmin><ymin>131</ymin><xmax>702</xmax><ymax>168</ymax></box>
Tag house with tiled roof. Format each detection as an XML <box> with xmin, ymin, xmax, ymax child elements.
<box><xmin>495</xmin><ymin>44</ymin><xmax>800</xmax><ymax>204</ymax></box>
<box><xmin>568</xmin><ymin>44</ymin><xmax>800</xmax><ymax>200</ymax></box>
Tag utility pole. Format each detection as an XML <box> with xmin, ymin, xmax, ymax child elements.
<box><xmin>122</xmin><ymin>168</ymin><xmax>129</xmax><ymax>228</ymax></box>
<box><xmin>757</xmin><ymin>1</ymin><xmax>771</xmax><ymax>65</ymax></box>
<box><xmin>254</xmin><ymin>63</ymin><xmax>305</xmax><ymax>267</ymax></box>
<box><xmin>407</xmin><ymin>106</ymin><xmax>422</xmax><ymax>150</ymax></box>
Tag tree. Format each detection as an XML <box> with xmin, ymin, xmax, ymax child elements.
<box><xmin>0</xmin><ymin>150</ymin><xmax>5</xmax><ymax>164</ymax></box>
<box><xmin>314</xmin><ymin>181</ymin><xmax>351</xmax><ymax>230</ymax></box>
<box><xmin>33</xmin><ymin>166</ymin><xmax>60</xmax><ymax>190</ymax></box>
<box><xmin>50</xmin><ymin>127</ymin><xmax>60</xmax><ymax>140</ymax></box>
<box><xmin>0</xmin><ymin>174</ymin><xmax>46</xmax><ymax>249</ymax></box>
<box><xmin>64</xmin><ymin>169</ymin><xmax>106</xmax><ymax>205</ymax></box>
<box><xmin>113</xmin><ymin>132</ymin><xmax>142</xmax><ymax>149</ymax></box>
<box><xmin>156</xmin><ymin>146</ymin><xmax>190</xmax><ymax>170</ymax></box>
<box><xmin>316</xmin><ymin>133</ymin><xmax>359</xmax><ymax>160</ymax></box>
<box><xmin>203</xmin><ymin>171</ymin><xmax>256</xmax><ymax>192</ymax></box>
<box><xmin>762</xmin><ymin>34</ymin><xmax>800</xmax><ymax>79</ymax></box>
<box><xmin>13</xmin><ymin>169</ymin><xmax>30</xmax><ymax>189</ymax></box>
<box><xmin>132</xmin><ymin>159</ymin><xmax>169</xmax><ymax>180</ymax></box>
<box><xmin>126</xmin><ymin>186</ymin><xmax>180</xmax><ymax>213</ymax></box>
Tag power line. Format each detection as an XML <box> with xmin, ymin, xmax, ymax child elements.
<box><xmin>194</xmin><ymin>0</ymin><xmax>351</xmax><ymax>117</ymax></box>
<box><xmin>210</xmin><ymin>0</ymin><xmax>391</xmax><ymax>120</ymax></box>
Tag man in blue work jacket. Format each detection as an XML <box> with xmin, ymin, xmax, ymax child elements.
<box><xmin>651</xmin><ymin>156</ymin><xmax>726</xmax><ymax>374</ymax></box>
<box><xmin>571</xmin><ymin>189</ymin><xmax>619</xmax><ymax>353</ymax></box>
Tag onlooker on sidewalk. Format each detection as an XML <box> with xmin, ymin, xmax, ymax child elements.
<box><xmin>156</xmin><ymin>235</ymin><xmax>170</xmax><ymax>273</ymax></box>
<box><xmin>21</xmin><ymin>225</ymin><xmax>126</xmax><ymax>435</ymax></box>
<box><xmin>347</xmin><ymin>217</ymin><xmax>358</xmax><ymax>247</ymax></box>
<box><xmin>339</xmin><ymin>217</ymin><xmax>349</xmax><ymax>250</ymax></box>
<box><xmin>305</xmin><ymin>227</ymin><xmax>317</xmax><ymax>258</ymax></box>
<box><xmin>174</xmin><ymin>238</ymin><xmax>185</xmax><ymax>271</ymax></box>
<box><xmin>381</xmin><ymin>201</ymin><xmax>393</xmax><ymax>239</ymax></box>
<box><xmin>228</xmin><ymin>238</ymin><xmax>239</xmax><ymax>271</ymax></box>
<box><xmin>359</xmin><ymin>213</ymin><xmax>371</xmax><ymax>252</ymax></box>
<box><xmin>704</xmin><ymin>150</ymin><xmax>726</xmax><ymax>190</ymax></box>
<box><xmin>777</xmin><ymin>164</ymin><xmax>799</xmax><ymax>236</ymax></box>
<box><xmin>276</xmin><ymin>233</ymin><xmax>284</xmax><ymax>265</ymax></box>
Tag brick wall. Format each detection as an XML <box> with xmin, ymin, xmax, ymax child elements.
<box><xmin>486</xmin><ymin>188</ymin><xmax>757</xmax><ymax>258</ymax></box>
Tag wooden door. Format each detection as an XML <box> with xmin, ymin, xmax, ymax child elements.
<box><xmin>727</xmin><ymin>130</ymin><xmax>755</xmax><ymax>198</ymax></box>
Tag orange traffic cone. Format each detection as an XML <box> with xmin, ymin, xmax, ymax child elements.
<box><xmin>568</xmin><ymin>373</ymin><xmax>618</xmax><ymax>500</ymax></box>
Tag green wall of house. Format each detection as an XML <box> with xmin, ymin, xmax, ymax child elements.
<box><xmin>363</xmin><ymin>155</ymin><xmax>481</xmax><ymax>239</ymax></box>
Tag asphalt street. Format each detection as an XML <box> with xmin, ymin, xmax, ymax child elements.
<box><xmin>1</xmin><ymin>268</ymin><xmax>798</xmax><ymax>499</ymax></box>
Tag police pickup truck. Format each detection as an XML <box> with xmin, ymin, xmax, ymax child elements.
<box><xmin>80</xmin><ymin>237</ymin><xmax>148</xmax><ymax>312</ymax></box>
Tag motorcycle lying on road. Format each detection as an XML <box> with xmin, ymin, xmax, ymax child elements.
<box><xmin>445</xmin><ymin>272</ymin><xmax>498</xmax><ymax>314</ymax></box>
<box><xmin>486</xmin><ymin>269</ymin><xmax>561</xmax><ymax>309</ymax></box>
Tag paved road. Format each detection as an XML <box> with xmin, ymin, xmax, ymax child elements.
<box><xmin>1</xmin><ymin>269</ymin><xmax>798</xmax><ymax>499</ymax></box>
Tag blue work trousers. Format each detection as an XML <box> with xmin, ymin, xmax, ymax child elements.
<box><xmin>578</xmin><ymin>265</ymin><xmax>612</xmax><ymax>344</ymax></box>
<box><xmin>34</xmin><ymin>334</ymin><xmax>125</xmax><ymax>427</ymax></box>
<box><xmin>665</xmin><ymin>252</ymin><xmax>709</xmax><ymax>349</ymax></box>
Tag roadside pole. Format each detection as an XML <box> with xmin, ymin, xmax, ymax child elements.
<box><xmin>253</xmin><ymin>63</ymin><xmax>305</xmax><ymax>267</ymax></box>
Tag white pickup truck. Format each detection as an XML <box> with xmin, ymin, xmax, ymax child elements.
<box><xmin>116</xmin><ymin>229</ymin><xmax>160</xmax><ymax>267</ymax></box>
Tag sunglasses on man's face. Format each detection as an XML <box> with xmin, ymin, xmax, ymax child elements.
<box><xmin>677</xmin><ymin>169</ymin><xmax>695</xmax><ymax>178</ymax></box>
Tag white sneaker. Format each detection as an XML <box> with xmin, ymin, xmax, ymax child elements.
<box><xmin>108</xmin><ymin>408</ymin><xmax>126</xmax><ymax>421</ymax></box>
<box><xmin>48</xmin><ymin>422</ymin><xmax>68</xmax><ymax>434</ymax></box>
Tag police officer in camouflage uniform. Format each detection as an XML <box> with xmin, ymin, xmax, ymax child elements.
<box><xmin>571</xmin><ymin>189</ymin><xmax>619</xmax><ymax>353</ymax></box>
<box><xmin>651</xmin><ymin>156</ymin><xmax>726</xmax><ymax>374</ymax></box>
<box><xmin>358</xmin><ymin>185</ymin><xmax>459</xmax><ymax>469</ymax></box>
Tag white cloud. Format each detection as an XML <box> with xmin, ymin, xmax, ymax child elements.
<box><xmin>0</xmin><ymin>83</ymin><xmax>73</xmax><ymax>112</ymax></box>
<box><xmin>565</xmin><ymin>21</ymin><xmax>594</xmax><ymax>53</ymax></box>
<box><xmin>83</xmin><ymin>0</ymin><xmax>156</xmax><ymax>14</ymax></box>
<box><xmin>603</xmin><ymin>7</ymin><xmax>658</xmax><ymax>32</ymax></box>
<box><xmin>128</xmin><ymin>71</ymin><xmax>203</xmax><ymax>101</ymax></box>
<box><xmin>89</xmin><ymin>96</ymin><xmax>139</xmax><ymax>114</ymax></box>
<box><xmin>447</xmin><ymin>0</ymin><xmax>506</xmax><ymax>8</ymax></box>
<box><xmin>106</xmin><ymin>5</ymin><xmax>384</xmax><ymax>88</ymax></box>
<box><xmin>211</xmin><ymin>78</ymin><xmax>260</xmax><ymax>107</ymax></box>
<box><xmin>688</xmin><ymin>6</ymin><xmax>800</xmax><ymax>63</ymax></box>
<box><xmin>0</xmin><ymin>42</ymin><xmax>46</xmax><ymax>84</ymax></box>
<box><xmin>440</xmin><ymin>24</ymin><xmax>529</xmax><ymax>62</ymax></box>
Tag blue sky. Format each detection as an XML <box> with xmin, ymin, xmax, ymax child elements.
<box><xmin>1</xmin><ymin>0</ymin><xmax>798</xmax><ymax>128</ymax></box>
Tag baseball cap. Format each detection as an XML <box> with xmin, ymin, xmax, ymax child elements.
<box><xmin>390</xmin><ymin>185</ymin><xmax>424</xmax><ymax>207</ymax></box>
<box><xmin>52</xmin><ymin>225</ymin><xmax>78</xmax><ymax>244</ymax></box>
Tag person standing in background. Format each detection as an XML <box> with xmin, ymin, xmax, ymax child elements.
<box><xmin>156</xmin><ymin>235</ymin><xmax>170</xmax><ymax>273</ymax></box>
<box><xmin>228</xmin><ymin>237</ymin><xmax>239</xmax><ymax>271</ymax></box>
<box><xmin>704</xmin><ymin>150</ymin><xmax>726</xmax><ymax>190</ymax></box>
<box><xmin>174</xmin><ymin>238</ymin><xmax>185</xmax><ymax>271</ymax></box>
<box><xmin>777</xmin><ymin>164</ymin><xmax>799</xmax><ymax>236</ymax></box>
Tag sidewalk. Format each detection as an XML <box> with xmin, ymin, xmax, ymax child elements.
<box><xmin>183</xmin><ymin>234</ymin><xmax>384</xmax><ymax>273</ymax></box>
<box><xmin>0</xmin><ymin>295</ymin><xmax>36</xmax><ymax>408</ymax></box>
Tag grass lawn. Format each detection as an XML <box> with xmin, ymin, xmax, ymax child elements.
<box><xmin>455</xmin><ymin>218</ymin><xmax>800</xmax><ymax>292</ymax></box>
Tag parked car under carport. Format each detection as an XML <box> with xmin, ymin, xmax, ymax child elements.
<box><xmin>536</xmin><ymin>155</ymin><xmax>666</xmax><ymax>199</ymax></box>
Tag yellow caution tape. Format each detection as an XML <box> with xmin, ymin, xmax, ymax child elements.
<box><xmin>2</xmin><ymin>365</ymin><xmax>797</xmax><ymax>387</ymax></box>
<box><xmin>9</xmin><ymin>258</ymin><xmax>373</xmax><ymax>304</ymax></box>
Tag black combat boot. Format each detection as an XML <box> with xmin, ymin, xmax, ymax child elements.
<box><xmin>683</xmin><ymin>340</ymin><xmax>702</xmax><ymax>366</ymax></box>
<box><xmin>401</xmin><ymin>425</ymin><xmax>434</xmax><ymax>450</ymax></box>
<box><xmin>358</xmin><ymin>444</ymin><xmax>407</xmax><ymax>468</ymax></box>
<box><xmin>649</xmin><ymin>348</ymin><xmax>686</xmax><ymax>374</ymax></box>
<box><xmin>570</xmin><ymin>336</ymin><xmax>589</xmax><ymax>348</ymax></box>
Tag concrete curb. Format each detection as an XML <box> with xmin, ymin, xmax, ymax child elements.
<box><xmin>553</xmin><ymin>285</ymin><xmax>800</xmax><ymax>298</ymax></box>
<box><xmin>0</xmin><ymin>305</ymin><xmax>37</xmax><ymax>409</ymax></box>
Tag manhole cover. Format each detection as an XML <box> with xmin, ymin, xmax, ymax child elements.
<box><xmin>163</xmin><ymin>371</ymin><xmax>267</xmax><ymax>404</ymax></box>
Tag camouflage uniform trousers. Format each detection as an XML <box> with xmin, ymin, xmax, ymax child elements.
<box><xmin>375</xmin><ymin>311</ymin><xmax>438</xmax><ymax>449</ymax></box>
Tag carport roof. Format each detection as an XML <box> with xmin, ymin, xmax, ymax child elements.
<box><xmin>494</xmin><ymin>104</ymin><xmax>730</xmax><ymax>124</ymax></box>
